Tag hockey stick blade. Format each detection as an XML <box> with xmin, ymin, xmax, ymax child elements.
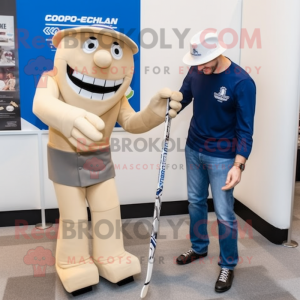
<box><xmin>141</xmin><ymin>284</ymin><xmax>149</xmax><ymax>299</ymax></box>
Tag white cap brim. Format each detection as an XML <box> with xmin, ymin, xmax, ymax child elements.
<box><xmin>182</xmin><ymin>46</ymin><xmax>226</xmax><ymax>66</ymax></box>
<box><xmin>52</xmin><ymin>26</ymin><xmax>138</xmax><ymax>54</ymax></box>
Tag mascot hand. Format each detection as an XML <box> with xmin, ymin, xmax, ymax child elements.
<box><xmin>149</xmin><ymin>88</ymin><xmax>183</xmax><ymax>118</ymax></box>
<box><xmin>63</xmin><ymin>109</ymin><xmax>105</xmax><ymax>149</ymax></box>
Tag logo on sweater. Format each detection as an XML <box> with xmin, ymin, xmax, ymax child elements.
<box><xmin>214</xmin><ymin>87</ymin><xmax>229</xmax><ymax>102</ymax></box>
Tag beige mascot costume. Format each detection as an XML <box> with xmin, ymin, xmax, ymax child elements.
<box><xmin>32</xmin><ymin>25</ymin><xmax>182</xmax><ymax>295</ymax></box>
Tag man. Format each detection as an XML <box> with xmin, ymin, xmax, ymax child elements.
<box><xmin>176</xmin><ymin>30</ymin><xmax>256</xmax><ymax>293</ymax></box>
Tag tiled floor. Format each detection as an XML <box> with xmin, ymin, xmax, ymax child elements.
<box><xmin>1</xmin><ymin>184</ymin><xmax>300</xmax><ymax>300</ymax></box>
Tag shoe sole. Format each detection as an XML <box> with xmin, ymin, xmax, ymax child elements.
<box><xmin>215</xmin><ymin>286</ymin><xmax>231</xmax><ymax>293</ymax></box>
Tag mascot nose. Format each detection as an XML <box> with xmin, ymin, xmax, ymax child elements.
<box><xmin>94</xmin><ymin>50</ymin><xmax>112</xmax><ymax>69</ymax></box>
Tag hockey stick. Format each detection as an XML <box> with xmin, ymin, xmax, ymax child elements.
<box><xmin>140</xmin><ymin>99</ymin><xmax>172</xmax><ymax>298</ymax></box>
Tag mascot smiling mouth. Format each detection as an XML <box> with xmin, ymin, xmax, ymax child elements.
<box><xmin>66</xmin><ymin>65</ymin><xmax>124</xmax><ymax>100</ymax></box>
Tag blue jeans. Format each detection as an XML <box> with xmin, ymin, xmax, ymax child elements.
<box><xmin>185</xmin><ymin>145</ymin><xmax>238</xmax><ymax>270</ymax></box>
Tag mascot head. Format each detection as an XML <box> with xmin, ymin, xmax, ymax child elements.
<box><xmin>52</xmin><ymin>25</ymin><xmax>138</xmax><ymax>115</ymax></box>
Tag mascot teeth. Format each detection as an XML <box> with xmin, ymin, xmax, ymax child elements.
<box><xmin>66</xmin><ymin>65</ymin><xmax>124</xmax><ymax>100</ymax></box>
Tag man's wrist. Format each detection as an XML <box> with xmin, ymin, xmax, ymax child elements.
<box><xmin>233</xmin><ymin>161</ymin><xmax>245</xmax><ymax>171</ymax></box>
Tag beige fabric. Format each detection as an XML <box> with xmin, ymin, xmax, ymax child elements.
<box><xmin>95</xmin><ymin>251</ymin><xmax>141</xmax><ymax>283</ymax></box>
<box><xmin>32</xmin><ymin>26</ymin><xmax>182</xmax><ymax>293</ymax></box>
<box><xmin>148</xmin><ymin>88</ymin><xmax>183</xmax><ymax>119</ymax></box>
<box><xmin>55</xmin><ymin>263</ymin><xmax>99</xmax><ymax>293</ymax></box>
<box><xmin>54</xmin><ymin>183</ymin><xmax>99</xmax><ymax>292</ymax></box>
<box><xmin>53</xmin><ymin>179</ymin><xmax>141</xmax><ymax>290</ymax></box>
<box><xmin>33</xmin><ymin>76</ymin><xmax>87</xmax><ymax>139</ymax></box>
<box><xmin>117</xmin><ymin>96</ymin><xmax>165</xmax><ymax>133</ymax></box>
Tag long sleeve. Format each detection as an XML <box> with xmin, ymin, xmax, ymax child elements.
<box><xmin>178</xmin><ymin>70</ymin><xmax>193</xmax><ymax>113</ymax></box>
<box><xmin>234</xmin><ymin>79</ymin><xmax>256</xmax><ymax>159</ymax></box>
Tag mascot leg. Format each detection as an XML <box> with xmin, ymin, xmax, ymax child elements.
<box><xmin>87</xmin><ymin>178</ymin><xmax>141</xmax><ymax>283</ymax></box>
<box><xmin>54</xmin><ymin>183</ymin><xmax>99</xmax><ymax>293</ymax></box>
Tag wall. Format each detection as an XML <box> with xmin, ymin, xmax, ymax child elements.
<box><xmin>0</xmin><ymin>0</ymin><xmax>242</xmax><ymax>211</ymax></box>
<box><xmin>2</xmin><ymin>0</ymin><xmax>299</xmax><ymax>235</ymax></box>
<box><xmin>234</xmin><ymin>0</ymin><xmax>300</xmax><ymax>229</ymax></box>
<box><xmin>113</xmin><ymin>0</ymin><xmax>242</xmax><ymax>205</ymax></box>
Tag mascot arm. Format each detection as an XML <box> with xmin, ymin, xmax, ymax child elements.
<box><xmin>117</xmin><ymin>96</ymin><xmax>164</xmax><ymax>134</ymax></box>
<box><xmin>33</xmin><ymin>75</ymin><xmax>104</xmax><ymax>144</ymax></box>
<box><xmin>117</xmin><ymin>88</ymin><xmax>182</xmax><ymax>134</ymax></box>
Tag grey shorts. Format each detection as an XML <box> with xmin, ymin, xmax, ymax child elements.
<box><xmin>48</xmin><ymin>146</ymin><xmax>115</xmax><ymax>187</ymax></box>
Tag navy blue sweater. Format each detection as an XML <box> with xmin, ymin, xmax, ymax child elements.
<box><xmin>179</xmin><ymin>60</ymin><xmax>256</xmax><ymax>159</ymax></box>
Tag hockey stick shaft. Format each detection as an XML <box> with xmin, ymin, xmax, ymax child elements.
<box><xmin>140</xmin><ymin>99</ymin><xmax>171</xmax><ymax>298</ymax></box>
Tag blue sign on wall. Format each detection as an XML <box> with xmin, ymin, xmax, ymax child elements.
<box><xmin>16</xmin><ymin>0</ymin><xmax>141</xmax><ymax>129</ymax></box>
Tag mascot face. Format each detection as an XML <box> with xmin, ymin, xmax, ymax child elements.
<box><xmin>54</xmin><ymin>30</ymin><xmax>135</xmax><ymax>115</ymax></box>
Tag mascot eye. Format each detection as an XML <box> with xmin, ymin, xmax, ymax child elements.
<box><xmin>83</xmin><ymin>37</ymin><xmax>99</xmax><ymax>53</ymax></box>
<box><xmin>111</xmin><ymin>42</ymin><xmax>123</xmax><ymax>60</ymax></box>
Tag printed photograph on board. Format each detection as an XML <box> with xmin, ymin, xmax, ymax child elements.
<box><xmin>0</xmin><ymin>66</ymin><xmax>18</xmax><ymax>91</ymax></box>
<box><xmin>0</xmin><ymin>46</ymin><xmax>15</xmax><ymax>66</ymax></box>
<box><xmin>0</xmin><ymin>16</ymin><xmax>15</xmax><ymax>66</ymax></box>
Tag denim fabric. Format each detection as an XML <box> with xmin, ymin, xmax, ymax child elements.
<box><xmin>185</xmin><ymin>145</ymin><xmax>238</xmax><ymax>270</ymax></box>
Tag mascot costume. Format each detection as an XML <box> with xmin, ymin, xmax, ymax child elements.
<box><xmin>32</xmin><ymin>25</ymin><xmax>182</xmax><ymax>294</ymax></box>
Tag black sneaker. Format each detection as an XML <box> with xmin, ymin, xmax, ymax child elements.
<box><xmin>176</xmin><ymin>249</ymin><xmax>207</xmax><ymax>265</ymax></box>
<box><xmin>215</xmin><ymin>268</ymin><xmax>234</xmax><ymax>293</ymax></box>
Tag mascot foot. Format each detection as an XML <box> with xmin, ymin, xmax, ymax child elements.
<box><xmin>56</xmin><ymin>262</ymin><xmax>99</xmax><ymax>293</ymax></box>
<box><xmin>71</xmin><ymin>286</ymin><xmax>93</xmax><ymax>296</ymax></box>
<box><xmin>116</xmin><ymin>276</ymin><xmax>134</xmax><ymax>286</ymax></box>
<box><xmin>95</xmin><ymin>251</ymin><xmax>141</xmax><ymax>283</ymax></box>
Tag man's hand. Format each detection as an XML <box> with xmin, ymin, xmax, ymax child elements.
<box><xmin>221</xmin><ymin>166</ymin><xmax>242</xmax><ymax>190</ymax></box>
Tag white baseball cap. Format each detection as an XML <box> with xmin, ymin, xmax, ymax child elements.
<box><xmin>183</xmin><ymin>30</ymin><xmax>226</xmax><ymax>66</ymax></box>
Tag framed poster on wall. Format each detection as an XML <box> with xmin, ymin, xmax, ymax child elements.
<box><xmin>16</xmin><ymin>0</ymin><xmax>141</xmax><ymax>130</ymax></box>
<box><xmin>0</xmin><ymin>5</ymin><xmax>21</xmax><ymax>130</ymax></box>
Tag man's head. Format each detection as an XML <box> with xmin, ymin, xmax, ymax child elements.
<box><xmin>7</xmin><ymin>72</ymin><xmax>14</xmax><ymax>79</ymax></box>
